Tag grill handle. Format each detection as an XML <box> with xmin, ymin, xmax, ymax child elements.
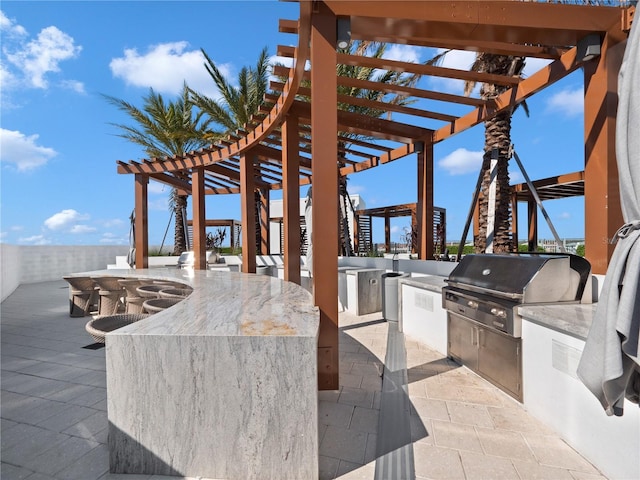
<box><xmin>446</xmin><ymin>281</ymin><xmax>523</xmax><ymax>301</ymax></box>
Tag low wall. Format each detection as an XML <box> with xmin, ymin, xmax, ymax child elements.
<box><xmin>338</xmin><ymin>256</ymin><xmax>457</xmax><ymax>277</ymax></box>
<box><xmin>0</xmin><ymin>244</ymin><xmax>129</xmax><ymax>302</ymax></box>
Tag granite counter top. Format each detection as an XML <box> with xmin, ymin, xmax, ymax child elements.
<box><xmin>398</xmin><ymin>275</ymin><xmax>448</xmax><ymax>294</ymax></box>
<box><xmin>71</xmin><ymin>268</ymin><xmax>319</xmax><ymax>338</ymax></box>
<box><xmin>517</xmin><ymin>303</ymin><xmax>596</xmax><ymax>341</ymax></box>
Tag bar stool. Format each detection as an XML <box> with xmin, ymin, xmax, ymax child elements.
<box><xmin>63</xmin><ymin>276</ymin><xmax>98</xmax><ymax>317</ymax></box>
<box><xmin>142</xmin><ymin>297</ymin><xmax>183</xmax><ymax>315</ymax></box>
<box><xmin>118</xmin><ymin>278</ymin><xmax>145</xmax><ymax>314</ymax></box>
<box><xmin>136</xmin><ymin>284</ymin><xmax>165</xmax><ymax>300</ymax></box>
<box><xmin>158</xmin><ymin>287</ymin><xmax>193</xmax><ymax>299</ymax></box>
<box><xmin>92</xmin><ymin>277</ymin><xmax>125</xmax><ymax>316</ymax></box>
<box><xmin>85</xmin><ymin>313</ymin><xmax>149</xmax><ymax>343</ymax></box>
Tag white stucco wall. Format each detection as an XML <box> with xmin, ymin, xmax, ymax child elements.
<box><xmin>1</xmin><ymin>244</ymin><xmax>129</xmax><ymax>302</ymax></box>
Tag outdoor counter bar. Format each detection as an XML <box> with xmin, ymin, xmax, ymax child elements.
<box><xmin>71</xmin><ymin>268</ymin><xmax>319</xmax><ymax>479</ymax></box>
<box><xmin>398</xmin><ymin>277</ymin><xmax>639</xmax><ymax>480</ymax></box>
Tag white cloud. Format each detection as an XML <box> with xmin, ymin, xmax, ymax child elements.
<box><xmin>522</xmin><ymin>57</ymin><xmax>553</xmax><ymax>79</ymax></box>
<box><xmin>509</xmin><ymin>170</ymin><xmax>524</xmax><ymax>184</ymax></box>
<box><xmin>148</xmin><ymin>182</ymin><xmax>169</xmax><ymax>194</ymax></box>
<box><xmin>0</xmin><ymin>129</ymin><xmax>57</xmax><ymax>171</ymax></box>
<box><xmin>60</xmin><ymin>79</ymin><xmax>86</xmax><ymax>94</ymax></box>
<box><xmin>546</xmin><ymin>87</ymin><xmax>583</xmax><ymax>117</ymax></box>
<box><xmin>100</xmin><ymin>234</ymin><xmax>127</xmax><ymax>245</ymax></box>
<box><xmin>70</xmin><ymin>224</ymin><xmax>96</xmax><ymax>234</ymax></box>
<box><xmin>0</xmin><ymin>232</ymin><xmax>6</xmax><ymax>239</ymax></box>
<box><xmin>149</xmin><ymin>198</ymin><xmax>169</xmax><ymax>211</ymax></box>
<box><xmin>18</xmin><ymin>234</ymin><xmax>51</xmax><ymax>245</ymax></box>
<box><xmin>383</xmin><ymin>45</ymin><xmax>420</xmax><ymax>64</ymax></box>
<box><xmin>10</xmin><ymin>225</ymin><xmax>24</xmax><ymax>231</ymax></box>
<box><xmin>4</xmin><ymin>25</ymin><xmax>81</xmax><ymax>89</ymax></box>
<box><xmin>44</xmin><ymin>209</ymin><xmax>89</xmax><ymax>230</ymax></box>
<box><xmin>110</xmin><ymin>42</ymin><xmax>231</xmax><ymax>97</ymax></box>
<box><xmin>558</xmin><ymin>212</ymin><xmax>571</xmax><ymax>220</ymax></box>
<box><xmin>390</xmin><ymin>225</ymin><xmax>400</xmax><ymax>234</ymax></box>
<box><xmin>438</xmin><ymin>148</ymin><xmax>483</xmax><ymax>175</ymax></box>
<box><xmin>103</xmin><ymin>218</ymin><xmax>126</xmax><ymax>228</ymax></box>
<box><xmin>0</xmin><ymin>11</ymin><xmax>27</xmax><ymax>38</ymax></box>
<box><xmin>429</xmin><ymin>49</ymin><xmax>477</xmax><ymax>94</ymax></box>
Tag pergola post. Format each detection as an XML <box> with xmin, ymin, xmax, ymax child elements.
<box><xmin>417</xmin><ymin>143</ymin><xmax>434</xmax><ymax>260</ymax></box>
<box><xmin>384</xmin><ymin>211</ymin><xmax>391</xmax><ymax>252</ymax></box>
<box><xmin>134</xmin><ymin>174</ymin><xmax>149</xmax><ymax>269</ymax></box>
<box><xmin>584</xmin><ymin>31</ymin><xmax>625</xmax><ymax>274</ymax></box>
<box><xmin>240</xmin><ymin>151</ymin><xmax>257</xmax><ymax>273</ymax></box>
<box><xmin>192</xmin><ymin>167</ymin><xmax>206</xmax><ymax>270</ymax></box>
<box><xmin>282</xmin><ymin>115</ymin><xmax>301</xmax><ymax>285</ymax></box>
<box><xmin>258</xmin><ymin>188</ymin><xmax>270</xmax><ymax>255</ymax></box>
<box><xmin>511</xmin><ymin>192</ymin><xmax>518</xmax><ymax>252</ymax></box>
<box><xmin>311</xmin><ymin>2</ymin><xmax>339</xmax><ymax>391</ymax></box>
<box><xmin>353</xmin><ymin>214</ymin><xmax>360</xmax><ymax>255</ymax></box>
<box><xmin>527</xmin><ymin>200</ymin><xmax>538</xmax><ymax>252</ymax></box>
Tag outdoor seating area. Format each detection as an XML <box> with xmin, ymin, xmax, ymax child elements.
<box><xmin>3</xmin><ymin>1</ymin><xmax>639</xmax><ymax>479</ymax></box>
<box><xmin>62</xmin><ymin>274</ymin><xmax>193</xmax><ymax>345</ymax></box>
<box><xmin>1</xmin><ymin>280</ymin><xmax>610</xmax><ymax>480</ymax></box>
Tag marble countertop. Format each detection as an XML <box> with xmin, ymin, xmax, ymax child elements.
<box><xmin>517</xmin><ymin>303</ymin><xmax>596</xmax><ymax>341</ymax></box>
<box><xmin>71</xmin><ymin>269</ymin><xmax>319</xmax><ymax>338</ymax></box>
<box><xmin>398</xmin><ymin>275</ymin><xmax>448</xmax><ymax>294</ymax></box>
<box><xmin>394</xmin><ymin>273</ymin><xmax>596</xmax><ymax>340</ymax></box>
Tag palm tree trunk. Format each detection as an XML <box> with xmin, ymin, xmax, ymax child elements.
<box><xmin>475</xmin><ymin>111</ymin><xmax>513</xmax><ymax>253</ymax></box>
<box><xmin>173</xmin><ymin>192</ymin><xmax>188</xmax><ymax>255</ymax></box>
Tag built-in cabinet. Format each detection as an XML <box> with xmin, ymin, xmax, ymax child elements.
<box><xmin>447</xmin><ymin>312</ymin><xmax>522</xmax><ymax>401</ymax></box>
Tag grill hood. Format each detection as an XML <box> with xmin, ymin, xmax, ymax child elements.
<box><xmin>446</xmin><ymin>253</ymin><xmax>591</xmax><ymax>304</ymax></box>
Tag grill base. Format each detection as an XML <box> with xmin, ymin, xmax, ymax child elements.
<box><xmin>447</xmin><ymin>312</ymin><xmax>522</xmax><ymax>402</ymax></box>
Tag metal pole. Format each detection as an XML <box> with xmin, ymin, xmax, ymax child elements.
<box><xmin>456</xmin><ymin>149</ymin><xmax>494</xmax><ymax>261</ymax></box>
<box><xmin>158</xmin><ymin>210</ymin><xmax>174</xmax><ymax>255</ymax></box>
<box><xmin>511</xmin><ymin>146</ymin><xmax>567</xmax><ymax>253</ymax></box>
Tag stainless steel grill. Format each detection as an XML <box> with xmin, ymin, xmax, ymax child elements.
<box><xmin>442</xmin><ymin>253</ymin><xmax>591</xmax><ymax>401</ymax></box>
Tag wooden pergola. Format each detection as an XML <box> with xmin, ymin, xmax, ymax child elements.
<box><xmin>117</xmin><ymin>1</ymin><xmax>634</xmax><ymax>389</ymax></box>
<box><xmin>354</xmin><ymin>203</ymin><xmax>446</xmax><ymax>255</ymax></box>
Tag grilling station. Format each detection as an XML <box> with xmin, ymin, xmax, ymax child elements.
<box><xmin>442</xmin><ymin>253</ymin><xmax>591</xmax><ymax>401</ymax></box>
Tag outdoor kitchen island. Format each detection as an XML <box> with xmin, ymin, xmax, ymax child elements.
<box><xmin>89</xmin><ymin>268</ymin><xmax>319</xmax><ymax>480</ymax></box>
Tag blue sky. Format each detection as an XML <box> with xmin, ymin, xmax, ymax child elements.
<box><xmin>1</xmin><ymin>1</ymin><xmax>588</xmax><ymax>248</ymax></box>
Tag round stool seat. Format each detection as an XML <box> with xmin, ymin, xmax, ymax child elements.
<box><xmin>136</xmin><ymin>284</ymin><xmax>165</xmax><ymax>298</ymax></box>
<box><xmin>143</xmin><ymin>297</ymin><xmax>183</xmax><ymax>314</ymax></box>
<box><xmin>85</xmin><ymin>313</ymin><xmax>149</xmax><ymax>343</ymax></box>
<box><xmin>159</xmin><ymin>287</ymin><xmax>193</xmax><ymax>299</ymax></box>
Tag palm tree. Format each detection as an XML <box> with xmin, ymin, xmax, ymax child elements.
<box><xmin>104</xmin><ymin>84</ymin><xmax>214</xmax><ymax>255</ymax></box>
<box><xmin>191</xmin><ymin>42</ymin><xmax>432</xmax><ymax>256</ymax></box>
<box><xmin>464</xmin><ymin>53</ymin><xmax>526</xmax><ymax>253</ymax></box>
<box><xmin>189</xmin><ymin>47</ymin><xmax>270</xmax><ymax>132</ymax></box>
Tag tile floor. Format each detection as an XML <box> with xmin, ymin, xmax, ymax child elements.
<box><xmin>1</xmin><ymin>281</ymin><xmax>607</xmax><ymax>479</ymax></box>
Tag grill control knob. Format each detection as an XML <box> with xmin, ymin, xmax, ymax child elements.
<box><xmin>467</xmin><ymin>300</ymin><xmax>478</xmax><ymax>309</ymax></box>
<box><xmin>490</xmin><ymin>308</ymin><xmax>507</xmax><ymax>318</ymax></box>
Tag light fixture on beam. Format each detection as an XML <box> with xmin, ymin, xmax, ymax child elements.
<box><xmin>336</xmin><ymin>17</ymin><xmax>351</xmax><ymax>50</ymax></box>
<box><xmin>577</xmin><ymin>34</ymin><xmax>601</xmax><ymax>62</ymax></box>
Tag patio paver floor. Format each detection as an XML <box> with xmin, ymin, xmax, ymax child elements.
<box><xmin>1</xmin><ymin>281</ymin><xmax>606</xmax><ymax>479</ymax></box>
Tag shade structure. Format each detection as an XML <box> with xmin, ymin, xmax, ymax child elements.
<box><xmin>577</xmin><ymin>16</ymin><xmax>640</xmax><ymax>416</ymax></box>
